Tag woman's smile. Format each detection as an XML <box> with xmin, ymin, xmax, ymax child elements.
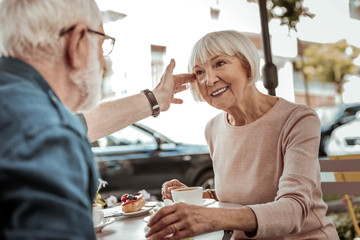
<box><xmin>211</xmin><ymin>86</ymin><xmax>229</xmax><ymax>97</ymax></box>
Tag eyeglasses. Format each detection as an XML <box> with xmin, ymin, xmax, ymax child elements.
<box><xmin>60</xmin><ymin>26</ymin><xmax>116</xmax><ymax>57</ymax></box>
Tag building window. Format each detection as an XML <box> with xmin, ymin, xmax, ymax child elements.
<box><xmin>350</xmin><ymin>0</ymin><xmax>360</xmax><ymax>20</ymax></box>
<box><xmin>210</xmin><ymin>0</ymin><xmax>220</xmax><ymax>20</ymax></box>
<box><xmin>151</xmin><ymin>45</ymin><xmax>166</xmax><ymax>87</ymax></box>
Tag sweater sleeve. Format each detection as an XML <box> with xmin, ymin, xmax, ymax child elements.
<box><xmin>247</xmin><ymin>107</ymin><xmax>322</xmax><ymax>238</ymax></box>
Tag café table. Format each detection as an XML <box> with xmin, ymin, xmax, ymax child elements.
<box><xmin>96</xmin><ymin>201</ymin><xmax>241</xmax><ymax>240</ymax></box>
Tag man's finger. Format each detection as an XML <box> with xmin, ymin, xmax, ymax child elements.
<box><xmin>164</xmin><ymin>59</ymin><xmax>176</xmax><ymax>75</ymax></box>
<box><xmin>172</xmin><ymin>98</ymin><xmax>183</xmax><ymax>104</ymax></box>
<box><xmin>175</xmin><ymin>85</ymin><xmax>187</xmax><ymax>94</ymax></box>
<box><xmin>174</xmin><ymin>73</ymin><xmax>196</xmax><ymax>85</ymax></box>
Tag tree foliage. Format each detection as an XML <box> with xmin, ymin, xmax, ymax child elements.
<box><xmin>248</xmin><ymin>0</ymin><xmax>315</xmax><ymax>31</ymax></box>
<box><xmin>297</xmin><ymin>40</ymin><xmax>360</xmax><ymax>96</ymax></box>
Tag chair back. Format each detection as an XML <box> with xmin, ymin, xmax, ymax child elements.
<box><xmin>319</xmin><ymin>154</ymin><xmax>360</xmax><ymax>237</ymax></box>
<box><xmin>320</xmin><ymin>154</ymin><xmax>360</xmax><ymax>195</ymax></box>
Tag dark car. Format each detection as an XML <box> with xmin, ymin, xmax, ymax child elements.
<box><xmin>91</xmin><ymin>123</ymin><xmax>214</xmax><ymax>200</ymax></box>
<box><xmin>315</xmin><ymin>103</ymin><xmax>360</xmax><ymax>156</ymax></box>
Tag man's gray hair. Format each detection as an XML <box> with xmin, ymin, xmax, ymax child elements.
<box><xmin>0</xmin><ymin>0</ymin><xmax>102</xmax><ymax>62</ymax></box>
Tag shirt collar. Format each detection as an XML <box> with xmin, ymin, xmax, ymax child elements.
<box><xmin>0</xmin><ymin>57</ymin><xmax>54</xmax><ymax>96</ymax></box>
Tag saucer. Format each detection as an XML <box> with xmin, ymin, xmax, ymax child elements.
<box><xmin>94</xmin><ymin>217</ymin><xmax>115</xmax><ymax>232</ymax></box>
<box><xmin>202</xmin><ymin>198</ymin><xmax>216</xmax><ymax>206</ymax></box>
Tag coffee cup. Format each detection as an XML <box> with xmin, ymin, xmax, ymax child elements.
<box><xmin>171</xmin><ymin>186</ymin><xmax>203</xmax><ymax>205</ymax></box>
<box><xmin>92</xmin><ymin>203</ymin><xmax>104</xmax><ymax>226</ymax></box>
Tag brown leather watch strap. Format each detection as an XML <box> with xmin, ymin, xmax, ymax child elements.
<box><xmin>141</xmin><ymin>89</ymin><xmax>160</xmax><ymax>117</ymax></box>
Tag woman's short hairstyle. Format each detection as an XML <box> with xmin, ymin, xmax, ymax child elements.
<box><xmin>188</xmin><ymin>30</ymin><xmax>260</xmax><ymax>102</ymax></box>
<box><xmin>0</xmin><ymin>0</ymin><xmax>102</xmax><ymax>62</ymax></box>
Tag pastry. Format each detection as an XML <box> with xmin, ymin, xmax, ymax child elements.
<box><xmin>121</xmin><ymin>193</ymin><xmax>146</xmax><ymax>213</ymax></box>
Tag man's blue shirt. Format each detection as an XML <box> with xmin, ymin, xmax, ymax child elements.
<box><xmin>0</xmin><ymin>57</ymin><xmax>99</xmax><ymax>240</ymax></box>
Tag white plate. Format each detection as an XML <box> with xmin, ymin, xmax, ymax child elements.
<box><xmin>94</xmin><ymin>217</ymin><xmax>115</xmax><ymax>232</ymax></box>
<box><xmin>102</xmin><ymin>206</ymin><xmax>153</xmax><ymax>218</ymax></box>
<box><xmin>123</xmin><ymin>206</ymin><xmax>153</xmax><ymax>217</ymax></box>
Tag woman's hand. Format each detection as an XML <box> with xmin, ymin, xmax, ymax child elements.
<box><xmin>161</xmin><ymin>179</ymin><xmax>187</xmax><ymax>201</ymax></box>
<box><xmin>152</xmin><ymin>59</ymin><xmax>196</xmax><ymax>112</ymax></box>
<box><xmin>146</xmin><ymin>203</ymin><xmax>258</xmax><ymax>240</ymax></box>
<box><xmin>146</xmin><ymin>202</ymin><xmax>218</xmax><ymax>240</ymax></box>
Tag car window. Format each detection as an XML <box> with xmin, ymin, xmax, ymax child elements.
<box><xmin>95</xmin><ymin>125</ymin><xmax>157</xmax><ymax>148</ymax></box>
<box><xmin>343</xmin><ymin>108</ymin><xmax>357</xmax><ymax>118</ymax></box>
<box><xmin>341</xmin><ymin>107</ymin><xmax>360</xmax><ymax>124</ymax></box>
<box><xmin>315</xmin><ymin>106</ymin><xmax>341</xmax><ymax>126</ymax></box>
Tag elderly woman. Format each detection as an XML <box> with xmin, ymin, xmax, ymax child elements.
<box><xmin>146</xmin><ymin>30</ymin><xmax>338</xmax><ymax>240</ymax></box>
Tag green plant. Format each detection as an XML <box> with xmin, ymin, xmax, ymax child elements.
<box><xmin>323</xmin><ymin>194</ymin><xmax>344</xmax><ymax>202</ymax></box>
<box><xmin>296</xmin><ymin>39</ymin><xmax>360</xmax><ymax>103</ymax></box>
<box><xmin>247</xmin><ymin>0</ymin><xmax>315</xmax><ymax>31</ymax></box>
<box><xmin>330</xmin><ymin>202</ymin><xmax>360</xmax><ymax>239</ymax></box>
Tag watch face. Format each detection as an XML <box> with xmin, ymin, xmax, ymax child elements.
<box><xmin>153</xmin><ymin>104</ymin><xmax>160</xmax><ymax>117</ymax></box>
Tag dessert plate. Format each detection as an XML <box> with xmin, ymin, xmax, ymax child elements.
<box><xmin>102</xmin><ymin>206</ymin><xmax>153</xmax><ymax>218</ymax></box>
<box><xmin>123</xmin><ymin>206</ymin><xmax>153</xmax><ymax>217</ymax></box>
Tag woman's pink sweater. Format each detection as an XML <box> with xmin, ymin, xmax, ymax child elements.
<box><xmin>205</xmin><ymin>98</ymin><xmax>338</xmax><ymax>239</ymax></box>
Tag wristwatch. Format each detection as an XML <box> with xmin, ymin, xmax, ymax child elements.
<box><xmin>141</xmin><ymin>89</ymin><xmax>160</xmax><ymax>117</ymax></box>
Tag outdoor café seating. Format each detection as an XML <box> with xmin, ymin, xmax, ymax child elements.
<box><xmin>319</xmin><ymin>154</ymin><xmax>360</xmax><ymax>237</ymax></box>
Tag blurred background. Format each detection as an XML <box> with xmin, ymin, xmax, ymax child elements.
<box><xmin>91</xmin><ymin>1</ymin><xmax>360</xmax><ymax>236</ymax></box>
<box><xmin>95</xmin><ymin>0</ymin><xmax>360</xmax><ymax>150</ymax></box>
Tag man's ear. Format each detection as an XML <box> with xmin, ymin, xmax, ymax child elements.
<box><xmin>66</xmin><ymin>24</ymin><xmax>89</xmax><ymax>69</ymax></box>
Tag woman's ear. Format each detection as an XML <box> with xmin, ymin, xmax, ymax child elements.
<box><xmin>66</xmin><ymin>24</ymin><xmax>89</xmax><ymax>69</ymax></box>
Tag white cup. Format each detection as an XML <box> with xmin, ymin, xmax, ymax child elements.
<box><xmin>171</xmin><ymin>186</ymin><xmax>203</xmax><ymax>205</ymax></box>
<box><xmin>92</xmin><ymin>203</ymin><xmax>104</xmax><ymax>226</ymax></box>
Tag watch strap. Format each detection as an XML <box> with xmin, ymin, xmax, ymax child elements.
<box><xmin>141</xmin><ymin>89</ymin><xmax>160</xmax><ymax>117</ymax></box>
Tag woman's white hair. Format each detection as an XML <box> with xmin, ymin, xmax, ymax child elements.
<box><xmin>188</xmin><ymin>30</ymin><xmax>260</xmax><ymax>102</ymax></box>
<box><xmin>0</xmin><ymin>0</ymin><xmax>102</xmax><ymax>62</ymax></box>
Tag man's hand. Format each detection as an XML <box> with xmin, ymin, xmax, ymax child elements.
<box><xmin>152</xmin><ymin>59</ymin><xmax>196</xmax><ymax>112</ymax></box>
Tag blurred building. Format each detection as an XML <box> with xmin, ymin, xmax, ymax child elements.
<box><xmin>95</xmin><ymin>0</ymin><xmax>360</xmax><ymax>143</ymax></box>
<box><xmin>350</xmin><ymin>0</ymin><xmax>360</xmax><ymax>20</ymax></box>
<box><xmin>293</xmin><ymin>40</ymin><xmax>336</xmax><ymax>108</ymax></box>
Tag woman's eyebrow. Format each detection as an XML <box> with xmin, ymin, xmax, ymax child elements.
<box><xmin>194</xmin><ymin>55</ymin><xmax>223</xmax><ymax>68</ymax></box>
<box><xmin>210</xmin><ymin>55</ymin><xmax>222</xmax><ymax>61</ymax></box>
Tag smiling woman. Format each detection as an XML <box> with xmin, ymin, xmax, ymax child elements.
<box><xmin>192</xmin><ymin>54</ymin><xmax>253</xmax><ymax>114</ymax></box>
<box><xmin>146</xmin><ymin>30</ymin><xmax>339</xmax><ymax>240</ymax></box>
<box><xmin>188</xmin><ymin>30</ymin><xmax>260</xmax><ymax>103</ymax></box>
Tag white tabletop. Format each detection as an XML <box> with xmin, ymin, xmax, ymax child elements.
<box><xmin>96</xmin><ymin>201</ymin><xmax>241</xmax><ymax>240</ymax></box>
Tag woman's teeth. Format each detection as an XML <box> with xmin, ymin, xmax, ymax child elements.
<box><xmin>211</xmin><ymin>87</ymin><xmax>228</xmax><ymax>96</ymax></box>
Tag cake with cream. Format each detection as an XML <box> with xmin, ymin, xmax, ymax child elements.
<box><xmin>121</xmin><ymin>193</ymin><xmax>146</xmax><ymax>213</ymax></box>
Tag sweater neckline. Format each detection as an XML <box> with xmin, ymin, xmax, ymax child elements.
<box><xmin>223</xmin><ymin>97</ymin><xmax>283</xmax><ymax>129</ymax></box>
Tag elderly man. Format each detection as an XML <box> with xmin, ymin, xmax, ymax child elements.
<box><xmin>0</xmin><ymin>0</ymin><xmax>194</xmax><ymax>239</ymax></box>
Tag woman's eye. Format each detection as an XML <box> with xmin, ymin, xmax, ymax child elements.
<box><xmin>195</xmin><ymin>70</ymin><xmax>204</xmax><ymax>76</ymax></box>
<box><xmin>216</xmin><ymin>61</ymin><xmax>225</xmax><ymax>67</ymax></box>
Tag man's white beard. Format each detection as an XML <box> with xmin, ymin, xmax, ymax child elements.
<box><xmin>69</xmin><ymin>38</ymin><xmax>103</xmax><ymax>112</ymax></box>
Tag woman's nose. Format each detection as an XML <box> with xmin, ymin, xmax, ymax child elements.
<box><xmin>205</xmin><ymin>71</ymin><xmax>218</xmax><ymax>86</ymax></box>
